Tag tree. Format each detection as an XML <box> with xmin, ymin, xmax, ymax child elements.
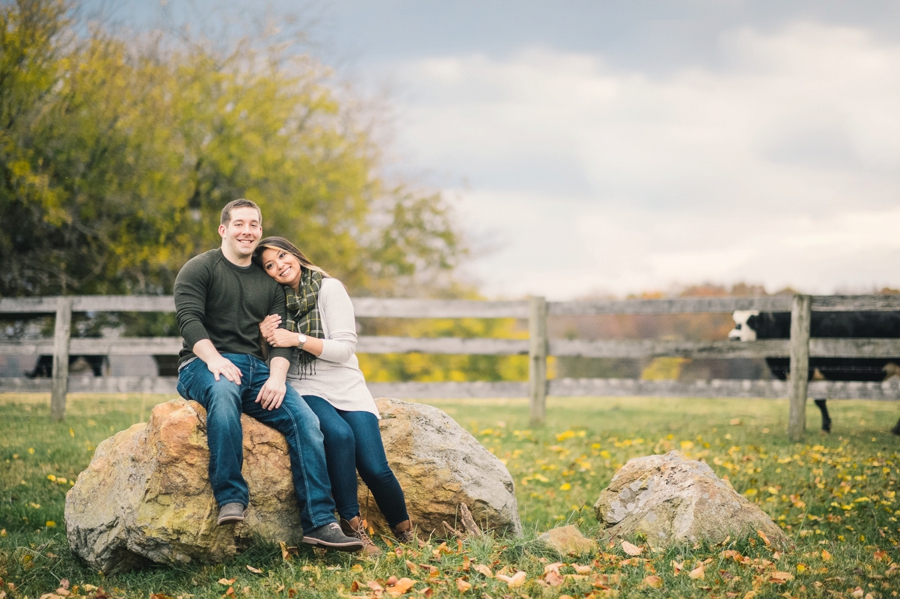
<box><xmin>0</xmin><ymin>0</ymin><xmax>466</xmax><ymax>299</ymax></box>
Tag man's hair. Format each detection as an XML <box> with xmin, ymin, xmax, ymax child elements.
<box><xmin>221</xmin><ymin>199</ymin><xmax>262</xmax><ymax>226</ymax></box>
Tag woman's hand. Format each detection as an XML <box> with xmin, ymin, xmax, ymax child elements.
<box><xmin>259</xmin><ymin>314</ymin><xmax>282</xmax><ymax>340</ymax></box>
<box><xmin>267</xmin><ymin>328</ymin><xmax>301</xmax><ymax>348</ymax></box>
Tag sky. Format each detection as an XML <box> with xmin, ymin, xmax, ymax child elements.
<box><xmin>96</xmin><ymin>1</ymin><xmax>900</xmax><ymax>300</ymax></box>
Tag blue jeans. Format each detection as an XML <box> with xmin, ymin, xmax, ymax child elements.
<box><xmin>177</xmin><ymin>354</ymin><xmax>336</xmax><ymax>532</ymax></box>
<box><xmin>303</xmin><ymin>395</ymin><xmax>409</xmax><ymax>528</ymax></box>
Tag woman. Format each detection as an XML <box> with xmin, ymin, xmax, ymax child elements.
<box><xmin>253</xmin><ymin>237</ymin><xmax>413</xmax><ymax>556</ymax></box>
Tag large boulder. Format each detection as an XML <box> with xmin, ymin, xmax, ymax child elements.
<box><xmin>593</xmin><ymin>451</ymin><xmax>789</xmax><ymax>550</ymax></box>
<box><xmin>65</xmin><ymin>399</ymin><xmax>303</xmax><ymax>573</ymax></box>
<box><xmin>358</xmin><ymin>398</ymin><xmax>521</xmax><ymax>538</ymax></box>
<box><xmin>66</xmin><ymin>397</ymin><xmax>521</xmax><ymax>573</ymax></box>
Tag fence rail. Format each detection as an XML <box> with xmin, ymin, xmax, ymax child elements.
<box><xmin>2</xmin><ymin>293</ymin><xmax>900</xmax><ymax>439</ymax></box>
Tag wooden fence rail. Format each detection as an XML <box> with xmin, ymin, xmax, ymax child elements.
<box><xmin>2</xmin><ymin>294</ymin><xmax>900</xmax><ymax>439</ymax></box>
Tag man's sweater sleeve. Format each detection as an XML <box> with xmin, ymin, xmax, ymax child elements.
<box><xmin>268</xmin><ymin>281</ymin><xmax>294</xmax><ymax>363</ymax></box>
<box><xmin>174</xmin><ymin>257</ymin><xmax>211</xmax><ymax>349</ymax></box>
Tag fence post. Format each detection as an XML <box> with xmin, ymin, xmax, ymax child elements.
<box><xmin>528</xmin><ymin>295</ymin><xmax>548</xmax><ymax>425</ymax></box>
<box><xmin>51</xmin><ymin>296</ymin><xmax>73</xmax><ymax>422</ymax></box>
<box><xmin>788</xmin><ymin>294</ymin><xmax>811</xmax><ymax>442</ymax></box>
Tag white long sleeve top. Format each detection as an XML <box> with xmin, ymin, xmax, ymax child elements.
<box><xmin>285</xmin><ymin>278</ymin><xmax>379</xmax><ymax>417</ymax></box>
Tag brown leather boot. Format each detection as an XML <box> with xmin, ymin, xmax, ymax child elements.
<box><xmin>340</xmin><ymin>516</ymin><xmax>381</xmax><ymax>556</ymax></box>
<box><xmin>392</xmin><ymin>519</ymin><xmax>416</xmax><ymax>544</ymax></box>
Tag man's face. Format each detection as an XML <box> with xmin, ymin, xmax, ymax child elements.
<box><xmin>219</xmin><ymin>206</ymin><xmax>262</xmax><ymax>260</ymax></box>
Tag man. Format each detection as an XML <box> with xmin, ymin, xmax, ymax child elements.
<box><xmin>174</xmin><ymin>198</ymin><xmax>362</xmax><ymax>551</ymax></box>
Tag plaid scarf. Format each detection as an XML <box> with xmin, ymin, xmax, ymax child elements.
<box><xmin>283</xmin><ymin>268</ymin><xmax>324</xmax><ymax>379</ymax></box>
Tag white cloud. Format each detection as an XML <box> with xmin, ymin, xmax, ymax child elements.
<box><xmin>392</xmin><ymin>22</ymin><xmax>900</xmax><ymax>298</ymax></box>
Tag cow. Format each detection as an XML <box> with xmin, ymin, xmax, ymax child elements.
<box><xmin>729</xmin><ymin>310</ymin><xmax>900</xmax><ymax>435</ymax></box>
<box><xmin>24</xmin><ymin>355</ymin><xmax>108</xmax><ymax>378</ymax></box>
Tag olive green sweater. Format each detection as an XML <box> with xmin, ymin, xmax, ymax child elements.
<box><xmin>174</xmin><ymin>248</ymin><xmax>291</xmax><ymax>368</ymax></box>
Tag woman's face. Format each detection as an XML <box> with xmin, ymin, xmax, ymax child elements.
<box><xmin>260</xmin><ymin>247</ymin><xmax>303</xmax><ymax>288</ymax></box>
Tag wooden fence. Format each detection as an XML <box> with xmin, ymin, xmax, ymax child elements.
<box><xmin>2</xmin><ymin>294</ymin><xmax>900</xmax><ymax>440</ymax></box>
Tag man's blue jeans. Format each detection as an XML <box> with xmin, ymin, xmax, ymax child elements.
<box><xmin>177</xmin><ymin>354</ymin><xmax>336</xmax><ymax>532</ymax></box>
<box><xmin>303</xmin><ymin>395</ymin><xmax>409</xmax><ymax>528</ymax></box>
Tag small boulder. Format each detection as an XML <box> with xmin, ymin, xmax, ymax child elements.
<box><xmin>593</xmin><ymin>451</ymin><xmax>789</xmax><ymax>549</ymax></box>
<box><xmin>538</xmin><ymin>525</ymin><xmax>597</xmax><ymax>557</ymax></box>
<box><xmin>359</xmin><ymin>398</ymin><xmax>522</xmax><ymax>538</ymax></box>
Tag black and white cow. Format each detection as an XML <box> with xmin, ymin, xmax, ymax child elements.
<box><xmin>729</xmin><ymin>310</ymin><xmax>900</xmax><ymax>435</ymax></box>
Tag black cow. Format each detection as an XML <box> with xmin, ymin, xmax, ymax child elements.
<box><xmin>25</xmin><ymin>355</ymin><xmax>108</xmax><ymax>378</ymax></box>
<box><xmin>729</xmin><ymin>310</ymin><xmax>900</xmax><ymax>435</ymax></box>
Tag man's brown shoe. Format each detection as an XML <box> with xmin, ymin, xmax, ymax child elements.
<box><xmin>340</xmin><ymin>517</ymin><xmax>382</xmax><ymax>557</ymax></box>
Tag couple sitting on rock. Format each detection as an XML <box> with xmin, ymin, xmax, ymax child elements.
<box><xmin>174</xmin><ymin>198</ymin><xmax>411</xmax><ymax>555</ymax></box>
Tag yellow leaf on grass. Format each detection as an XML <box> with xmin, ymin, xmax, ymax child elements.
<box><xmin>473</xmin><ymin>564</ymin><xmax>493</xmax><ymax>578</ymax></box>
<box><xmin>672</xmin><ymin>560</ymin><xmax>683</xmax><ymax>575</ymax></box>
<box><xmin>757</xmin><ymin>530</ymin><xmax>771</xmax><ymax>546</ymax></box>
<box><xmin>218</xmin><ymin>578</ymin><xmax>236</xmax><ymax>586</ymax></box>
<box><xmin>621</xmin><ymin>540</ymin><xmax>644</xmax><ymax>556</ymax></box>
<box><xmin>496</xmin><ymin>571</ymin><xmax>526</xmax><ymax>588</ymax></box>
<box><xmin>456</xmin><ymin>579</ymin><xmax>472</xmax><ymax>593</ymax></box>
<box><xmin>768</xmin><ymin>571</ymin><xmax>793</xmax><ymax>583</ymax></box>
<box><xmin>544</xmin><ymin>571</ymin><xmax>565</xmax><ymax>586</ymax></box>
<box><xmin>689</xmin><ymin>564</ymin><xmax>705</xmax><ymax>579</ymax></box>
<box><xmin>821</xmin><ymin>549</ymin><xmax>832</xmax><ymax>561</ymax></box>
<box><xmin>385</xmin><ymin>577</ymin><xmax>415</xmax><ymax>596</ymax></box>
<box><xmin>246</xmin><ymin>565</ymin><xmax>262</xmax><ymax>574</ymax></box>
<box><xmin>643</xmin><ymin>575</ymin><xmax>663</xmax><ymax>588</ymax></box>
<box><xmin>405</xmin><ymin>560</ymin><xmax>420</xmax><ymax>575</ymax></box>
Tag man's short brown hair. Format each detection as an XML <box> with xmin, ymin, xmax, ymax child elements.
<box><xmin>221</xmin><ymin>199</ymin><xmax>262</xmax><ymax>226</ymax></box>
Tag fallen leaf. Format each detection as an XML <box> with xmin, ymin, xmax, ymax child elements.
<box><xmin>367</xmin><ymin>581</ymin><xmax>385</xmax><ymax>592</ymax></box>
<box><xmin>821</xmin><ymin>549</ymin><xmax>832</xmax><ymax>561</ymax></box>
<box><xmin>543</xmin><ymin>562</ymin><xmax>563</xmax><ymax>575</ymax></box>
<box><xmin>743</xmin><ymin>592</ymin><xmax>756</xmax><ymax>599</ymax></box>
<box><xmin>246</xmin><ymin>565</ymin><xmax>262</xmax><ymax>575</ymax></box>
<box><xmin>689</xmin><ymin>564</ymin><xmax>705</xmax><ymax>580</ymax></box>
<box><xmin>573</xmin><ymin>564</ymin><xmax>592</xmax><ymax>574</ymax></box>
<box><xmin>461</xmin><ymin>555</ymin><xmax>470</xmax><ymax>571</ymax></box>
<box><xmin>217</xmin><ymin>579</ymin><xmax>236</xmax><ymax>586</ymax></box>
<box><xmin>544</xmin><ymin>571</ymin><xmax>564</xmax><ymax>587</ymax></box>
<box><xmin>455</xmin><ymin>579</ymin><xmax>471</xmax><ymax>593</ymax></box>
<box><xmin>757</xmin><ymin>530</ymin><xmax>771</xmax><ymax>546</ymax></box>
<box><xmin>473</xmin><ymin>564</ymin><xmax>493</xmax><ymax>578</ymax></box>
<box><xmin>621</xmin><ymin>540</ymin><xmax>644</xmax><ymax>556</ymax></box>
<box><xmin>643</xmin><ymin>575</ymin><xmax>663</xmax><ymax>589</ymax></box>
<box><xmin>672</xmin><ymin>560</ymin><xmax>683</xmax><ymax>576</ymax></box>
<box><xmin>496</xmin><ymin>571</ymin><xmax>527</xmax><ymax>588</ymax></box>
<box><xmin>851</xmin><ymin>588</ymin><xmax>864</xmax><ymax>599</ymax></box>
<box><xmin>768</xmin><ymin>571</ymin><xmax>793</xmax><ymax>584</ymax></box>
<box><xmin>405</xmin><ymin>560</ymin><xmax>419</xmax><ymax>575</ymax></box>
<box><xmin>385</xmin><ymin>578</ymin><xmax>415</xmax><ymax>596</ymax></box>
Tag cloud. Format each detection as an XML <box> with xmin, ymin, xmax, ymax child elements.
<box><xmin>391</xmin><ymin>21</ymin><xmax>900</xmax><ymax>298</ymax></box>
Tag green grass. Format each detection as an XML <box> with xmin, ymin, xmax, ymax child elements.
<box><xmin>1</xmin><ymin>393</ymin><xmax>898</xmax><ymax>598</ymax></box>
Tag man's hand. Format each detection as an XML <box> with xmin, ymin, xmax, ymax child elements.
<box><xmin>206</xmin><ymin>355</ymin><xmax>243</xmax><ymax>385</ymax></box>
<box><xmin>255</xmin><ymin>377</ymin><xmax>286</xmax><ymax>410</ymax></box>
<box><xmin>192</xmin><ymin>339</ymin><xmax>242</xmax><ymax>384</ymax></box>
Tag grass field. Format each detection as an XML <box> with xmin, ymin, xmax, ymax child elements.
<box><xmin>0</xmin><ymin>393</ymin><xmax>898</xmax><ymax>598</ymax></box>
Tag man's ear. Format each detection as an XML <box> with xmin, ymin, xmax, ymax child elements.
<box><xmin>218</xmin><ymin>224</ymin><xmax>226</xmax><ymax>238</ymax></box>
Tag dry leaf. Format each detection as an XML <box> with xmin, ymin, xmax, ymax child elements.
<box><xmin>543</xmin><ymin>562</ymin><xmax>563</xmax><ymax>575</ymax></box>
<box><xmin>246</xmin><ymin>565</ymin><xmax>262</xmax><ymax>575</ymax></box>
<box><xmin>768</xmin><ymin>571</ymin><xmax>793</xmax><ymax>584</ymax></box>
<box><xmin>573</xmin><ymin>564</ymin><xmax>592</xmax><ymax>574</ymax></box>
<box><xmin>386</xmin><ymin>578</ymin><xmax>415</xmax><ymax>597</ymax></box>
<box><xmin>821</xmin><ymin>549</ymin><xmax>832</xmax><ymax>561</ymax></box>
<box><xmin>672</xmin><ymin>560</ymin><xmax>683</xmax><ymax>576</ymax></box>
<box><xmin>455</xmin><ymin>579</ymin><xmax>471</xmax><ymax>593</ymax></box>
<box><xmin>851</xmin><ymin>588</ymin><xmax>864</xmax><ymax>599</ymax></box>
<box><xmin>689</xmin><ymin>564</ymin><xmax>705</xmax><ymax>580</ymax></box>
<box><xmin>621</xmin><ymin>540</ymin><xmax>644</xmax><ymax>556</ymax></box>
<box><xmin>757</xmin><ymin>530</ymin><xmax>771</xmax><ymax>546</ymax></box>
<box><xmin>367</xmin><ymin>581</ymin><xmax>385</xmax><ymax>592</ymax></box>
<box><xmin>461</xmin><ymin>555</ymin><xmax>470</xmax><ymax>571</ymax></box>
<box><xmin>743</xmin><ymin>592</ymin><xmax>756</xmax><ymax>599</ymax></box>
<box><xmin>643</xmin><ymin>575</ymin><xmax>663</xmax><ymax>589</ymax></box>
<box><xmin>217</xmin><ymin>579</ymin><xmax>236</xmax><ymax>586</ymax></box>
<box><xmin>405</xmin><ymin>561</ymin><xmax>419</xmax><ymax>576</ymax></box>
<box><xmin>496</xmin><ymin>571</ymin><xmax>527</xmax><ymax>588</ymax></box>
<box><xmin>473</xmin><ymin>564</ymin><xmax>493</xmax><ymax>578</ymax></box>
<box><xmin>544</xmin><ymin>571</ymin><xmax>565</xmax><ymax>587</ymax></box>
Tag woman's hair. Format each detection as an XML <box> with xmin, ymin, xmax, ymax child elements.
<box><xmin>252</xmin><ymin>236</ymin><xmax>330</xmax><ymax>278</ymax></box>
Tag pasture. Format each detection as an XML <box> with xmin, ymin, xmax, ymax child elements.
<box><xmin>0</xmin><ymin>393</ymin><xmax>898</xmax><ymax>598</ymax></box>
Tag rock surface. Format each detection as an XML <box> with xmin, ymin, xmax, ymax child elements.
<box><xmin>358</xmin><ymin>398</ymin><xmax>522</xmax><ymax>538</ymax></box>
<box><xmin>65</xmin><ymin>399</ymin><xmax>302</xmax><ymax>573</ymax></box>
<box><xmin>66</xmin><ymin>397</ymin><xmax>521</xmax><ymax>572</ymax></box>
<box><xmin>538</xmin><ymin>525</ymin><xmax>598</xmax><ymax>557</ymax></box>
<box><xmin>593</xmin><ymin>451</ymin><xmax>789</xmax><ymax>549</ymax></box>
